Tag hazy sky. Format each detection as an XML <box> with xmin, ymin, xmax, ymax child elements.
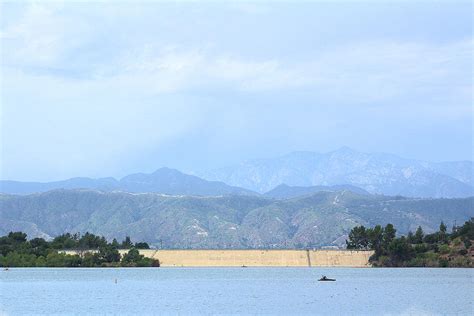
<box><xmin>1</xmin><ymin>1</ymin><xmax>472</xmax><ymax>181</ymax></box>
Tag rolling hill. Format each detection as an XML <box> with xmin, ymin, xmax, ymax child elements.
<box><xmin>264</xmin><ymin>184</ymin><xmax>369</xmax><ymax>199</ymax></box>
<box><xmin>1</xmin><ymin>189</ymin><xmax>472</xmax><ymax>249</ymax></box>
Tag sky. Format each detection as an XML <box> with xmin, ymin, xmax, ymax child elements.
<box><xmin>1</xmin><ymin>1</ymin><xmax>472</xmax><ymax>181</ymax></box>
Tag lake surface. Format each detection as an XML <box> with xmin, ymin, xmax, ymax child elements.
<box><xmin>1</xmin><ymin>268</ymin><xmax>472</xmax><ymax>315</ymax></box>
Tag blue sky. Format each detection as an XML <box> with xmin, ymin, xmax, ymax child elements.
<box><xmin>1</xmin><ymin>1</ymin><xmax>472</xmax><ymax>181</ymax></box>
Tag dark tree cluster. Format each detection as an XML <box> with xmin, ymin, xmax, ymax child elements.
<box><xmin>346</xmin><ymin>218</ymin><xmax>474</xmax><ymax>267</ymax></box>
<box><xmin>0</xmin><ymin>232</ymin><xmax>158</xmax><ymax>268</ymax></box>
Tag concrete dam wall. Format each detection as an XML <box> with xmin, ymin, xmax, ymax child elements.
<box><xmin>63</xmin><ymin>249</ymin><xmax>374</xmax><ymax>267</ymax></box>
<box><xmin>131</xmin><ymin>249</ymin><xmax>374</xmax><ymax>267</ymax></box>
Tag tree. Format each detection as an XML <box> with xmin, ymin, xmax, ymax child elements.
<box><xmin>367</xmin><ymin>225</ymin><xmax>384</xmax><ymax>254</ymax></box>
<box><xmin>78</xmin><ymin>232</ymin><xmax>106</xmax><ymax>249</ymax></box>
<box><xmin>382</xmin><ymin>224</ymin><xmax>396</xmax><ymax>248</ymax></box>
<box><xmin>388</xmin><ymin>236</ymin><xmax>414</xmax><ymax>266</ymax></box>
<box><xmin>439</xmin><ymin>222</ymin><xmax>448</xmax><ymax>244</ymax></box>
<box><xmin>0</xmin><ymin>231</ymin><xmax>153</xmax><ymax>267</ymax></box>
<box><xmin>51</xmin><ymin>233</ymin><xmax>78</xmax><ymax>249</ymax></box>
<box><xmin>134</xmin><ymin>242</ymin><xmax>150</xmax><ymax>249</ymax></box>
<box><xmin>414</xmin><ymin>226</ymin><xmax>424</xmax><ymax>244</ymax></box>
<box><xmin>121</xmin><ymin>247</ymin><xmax>159</xmax><ymax>267</ymax></box>
<box><xmin>346</xmin><ymin>226</ymin><xmax>369</xmax><ymax>249</ymax></box>
<box><xmin>8</xmin><ymin>232</ymin><xmax>27</xmax><ymax>244</ymax></box>
<box><xmin>121</xmin><ymin>236</ymin><xmax>133</xmax><ymax>249</ymax></box>
<box><xmin>423</xmin><ymin>233</ymin><xmax>438</xmax><ymax>244</ymax></box>
<box><xmin>29</xmin><ymin>238</ymin><xmax>49</xmax><ymax>257</ymax></box>
<box><xmin>439</xmin><ymin>222</ymin><xmax>447</xmax><ymax>234</ymax></box>
<box><xmin>121</xmin><ymin>248</ymin><xmax>142</xmax><ymax>265</ymax></box>
<box><xmin>96</xmin><ymin>245</ymin><xmax>121</xmax><ymax>264</ymax></box>
<box><xmin>111</xmin><ymin>239</ymin><xmax>120</xmax><ymax>248</ymax></box>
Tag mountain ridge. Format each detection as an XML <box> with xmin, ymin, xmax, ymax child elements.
<box><xmin>0</xmin><ymin>167</ymin><xmax>257</xmax><ymax>197</ymax></box>
<box><xmin>264</xmin><ymin>183</ymin><xmax>370</xmax><ymax>199</ymax></box>
<box><xmin>2</xmin><ymin>148</ymin><xmax>473</xmax><ymax>199</ymax></box>
<box><xmin>197</xmin><ymin>147</ymin><xmax>474</xmax><ymax>198</ymax></box>
<box><xmin>1</xmin><ymin>189</ymin><xmax>472</xmax><ymax>249</ymax></box>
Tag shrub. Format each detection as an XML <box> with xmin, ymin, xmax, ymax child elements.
<box><xmin>438</xmin><ymin>244</ymin><xmax>450</xmax><ymax>255</ymax></box>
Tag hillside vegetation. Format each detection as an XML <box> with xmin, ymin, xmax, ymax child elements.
<box><xmin>1</xmin><ymin>189</ymin><xmax>472</xmax><ymax>249</ymax></box>
<box><xmin>0</xmin><ymin>232</ymin><xmax>159</xmax><ymax>267</ymax></box>
<box><xmin>347</xmin><ymin>219</ymin><xmax>474</xmax><ymax>267</ymax></box>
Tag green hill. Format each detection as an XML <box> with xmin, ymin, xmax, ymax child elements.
<box><xmin>1</xmin><ymin>190</ymin><xmax>472</xmax><ymax>249</ymax></box>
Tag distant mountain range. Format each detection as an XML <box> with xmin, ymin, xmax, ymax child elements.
<box><xmin>198</xmin><ymin>147</ymin><xmax>474</xmax><ymax>198</ymax></box>
<box><xmin>1</xmin><ymin>189</ymin><xmax>472</xmax><ymax>249</ymax></box>
<box><xmin>1</xmin><ymin>148</ymin><xmax>472</xmax><ymax>199</ymax></box>
<box><xmin>0</xmin><ymin>168</ymin><xmax>255</xmax><ymax>196</ymax></box>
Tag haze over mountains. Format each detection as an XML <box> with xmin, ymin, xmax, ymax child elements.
<box><xmin>199</xmin><ymin>147</ymin><xmax>474</xmax><ymax>198</ymax></box>
<box><xmin>1</xmin><ymin>148</ymin><xmax>473</xmax><ymax>199</ymax></box>
<box><xmin>0</xmin><ymin>168</ymin><xmax>255</xmax><ymax>197</ymax></box>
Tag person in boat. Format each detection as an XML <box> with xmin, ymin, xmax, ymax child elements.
<box><xmin>319</xmin><ymin>275</ymin><xmax>336</xmax><ymax>281</ymax></box>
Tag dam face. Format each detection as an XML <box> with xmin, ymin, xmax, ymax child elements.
<box><xmin>63</xmin><ymin>249</ymin><xmax>374</xmax><ymax>267</ymax></box>
<box><xmin>131</xmin><ymin>250</ymin><xmax>374</xmax><ymax>267</ymax></box>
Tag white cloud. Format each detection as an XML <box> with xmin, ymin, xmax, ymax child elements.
<box><xmin>0</xmin><ymin>1</ymin><xmax>472</xmax><ymax>180</ymax></box>
<box><xmin>2</xmin><ymin>2</ymin><xmax>471</xmax><ymax>105</ymax></box>
<box><xmin>103</xmin><ymin>38</ymin><xmax>473</xmax><ymax>109</ymax></box>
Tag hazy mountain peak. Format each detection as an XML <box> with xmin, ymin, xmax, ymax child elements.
<box><xmin>198</xmin><ymin>148</ymin><xmax>474</xmax><ymax>198</ymax></box>
<box><xmin>152</xmin><ymin>167</ymin><xmax>180</xmax><ymax>175</ymax></box>
<box><xmin>0</xmin><ymin>168</ymin><xmax>257</xmax><ymax>196</ymax></box>
<box><xmin>332</xmin><ymin>146</ymin><xmax>358</xmax><ymax>154</ymax></box>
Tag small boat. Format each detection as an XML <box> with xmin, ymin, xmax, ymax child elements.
<box><xmin>318</xmin><ymin>275</ymin><xmax>335</xmax><ymax>282</ymax></box>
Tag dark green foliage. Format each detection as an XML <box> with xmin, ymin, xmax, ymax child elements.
<box><xmin>382</xmin><ymin>224</ymin><xmax>396</xmax><ymax>249</ymax></box>
<box><xmin>347</xmin><ymin>225</ymin><xmax>384</xmax><ymax>255</ymax></box>
<box><xmin>45</xmin><ymin>252</ymin><xmax>82</xmax><ymax>267</ymax></box>
<box><xmin>121</xmin><ymin>248</ymin><xmax>159</xmax><ymax>267</ymax></box>
<box><xmin>456</xmin><ymin>218</ymin><xmax>474</xmax><ymax>240</ymax></box>
<box><xmin>134</xmin><ymin>242</ymin><xmax>150</xmax><ymax>249</ymax></box>
<box><xmin>440</xmin><ymin>222</ymin><xmax>447</xmax><ymax>233</ymax></box>
<box><xmin>121</xmin><ymin>236</ymin><xmax>133</xmax><ymax>249</ymax></box>
<box><xmin>111</xmin><ymin>239</ymin><xmax>119</xmax><ymax>248</ymax></box>
<box><xmin>439</xmin><ymin>222</ymin><xmax>448</xmax><ymax>244</ymax></box>
<box><xmin>423</xmin><ymin>233</ymin><xmax>438</xmax><ymax>244</ymax></box>
<box><xmin>387</xmin><ymin>237</ymin><xmax>415</xmax><ymax>265</ymax></box>
<box><xmin>346</xmin><ymin>226</ymin><xmax>368</xmax><ymax>249</ymax></box>
<box><xmin>78</xmin><ymin>232</ymin><xmax>108</xmax><ymax>249</ymax></box>
<box><xmin>348</xmin><ymin>219</ymin><xmax>473</xmax><ymax>267</ymax></box>
<box><xmin>0</xmin><ymin>231</ymin><xmax>157</xmax><ymax>268</ymax></box>
<box><xmin>50</xmin><ymin>233</ymin><xmax>79</xmax><ymax>249</ymax></box>
<box><xmin>96</xmin><ymin>245</ymin><xmax>121</xmax><ymax>264</ymax></box>
<box><xmin>414</xmin><ymin>226</ymin><xmax>424</xmax><ymax>244</ymax></box>
<box><xmin>29</xmin><ymin>238</ymin><xmax>49</xmax><ymax>257</ymax></box>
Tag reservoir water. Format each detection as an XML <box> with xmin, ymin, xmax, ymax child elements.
<box><xmin>1</xmin><ymin>268</ymin><xmax>472</xmax><ymax>315</ymax></box>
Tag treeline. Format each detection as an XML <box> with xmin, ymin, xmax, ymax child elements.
<box><xmin>347</xmin><ymin>218</ymin><xmax>473</xmax><ymax>267</ymax></box>
<box><xmin>0</xmin><ymin>232</ymin><xmax>160</xmax><ymax>267</ymax></box>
